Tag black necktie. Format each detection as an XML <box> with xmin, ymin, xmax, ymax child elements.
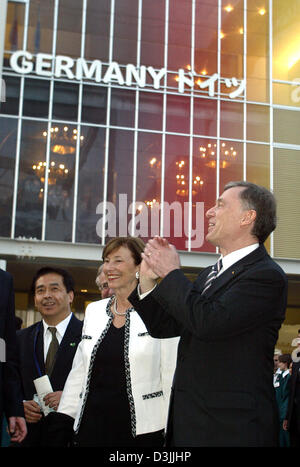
<box><xmin>202</xmin><ymin>258</ymin><xmax>223</xmax><ymax>294</ymax></box>
<box><xmin>45</xmin><ymin>327</ymin><xmax>59</xmax><ymax>376</ymax></box>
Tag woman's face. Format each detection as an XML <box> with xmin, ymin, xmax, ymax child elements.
<box><xmin>102</xmin><ymin>246</ymin><xmax>139</xmax><ymax>293</ymax></box>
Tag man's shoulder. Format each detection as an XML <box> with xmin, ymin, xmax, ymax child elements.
<box><xmin>0</xmin><ymin>268</ymin><xmax>12</xmax><ymax>284</ymax></box>
<box><xmin>17</xmin><ymin>321</ymin><xmax>41</xmax><ymax>340</ymax></box>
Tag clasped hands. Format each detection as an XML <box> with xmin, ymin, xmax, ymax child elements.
<box><xmin>139</xmin><ymin>237</ymin><xmax>180</xmax><ymax>294</ymax></box>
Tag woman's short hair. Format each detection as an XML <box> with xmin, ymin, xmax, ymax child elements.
<box><xmin>102</xmin><ymin>237</ymin><xmax>145</xmax><ymax>265</ymax></box>
<box><xmin>224</xmin><ymin>181</ymin><xmax>277</xmax><ymax>244</ymax></box>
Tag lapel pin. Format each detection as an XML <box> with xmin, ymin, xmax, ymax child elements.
<box><xmin>70</xmin><ymin>342</ymin><xmax>76</xmax><ymax>347</ymax></box>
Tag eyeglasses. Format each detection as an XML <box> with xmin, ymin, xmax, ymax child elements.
<box><xmin>99</xmin><ymin>282</ymin><xmax>109</xmax><ymax>291</ymax></box>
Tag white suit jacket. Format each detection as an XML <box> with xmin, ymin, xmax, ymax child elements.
<box><xmin>58</xmin><ymin>297</ymin><xmax>179</xmax><ymax>436</ymax></box>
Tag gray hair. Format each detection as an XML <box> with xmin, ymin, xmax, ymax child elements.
<box><xmin>224</xmin><ymin>181</ymin><xmax>277</xmax><ymax>244</ymax></box>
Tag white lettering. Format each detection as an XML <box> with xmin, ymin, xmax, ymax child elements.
<box><xmin>103</xmin><ymin>61</ymin><xmax>125</xmax><ymax>85</ymax></box>
<box><xmin>10</xmin><ymin>50</ymin><xmax>33</xmax><ymax>74</ymax></box>
<box><xmin>36</xmin><ymin>53</ymin><xmax>53</xmax><ymax>77</ymax></box>
<box><xmin>147</xmin><ymin>66</ymin><xmax>166</xmax><ymax>89</ymax></box>
<box><xmin>55</xmin><ymin>55</ymin><xmax>75</xmax><ymax>79</ymax></box>
<box><xmin>76</xmin><ymin>58</ymin><xmax>102</xmax><ymax>82</ymax></box>
<box><xmin>178</xmin><ymin>68</ymin><xmax>194</xmax><ymax>93</ymax></box>
<box><xmin>126</xmin><ymin>64</ymin><xmax>146</xmax><ymax>87</ymax></box>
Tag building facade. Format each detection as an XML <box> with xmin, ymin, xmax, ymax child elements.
<box><xmin>0</xmin><ymin>0</ymin><xmax>299</xmax><ymax>350</ymax></box>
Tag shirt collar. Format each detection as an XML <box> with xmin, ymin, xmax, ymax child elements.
<box><xmin>220</xmin><ymin>243</ymin><xmax>259</xmax><ymax>274</ymax></box>
<box><xmin>42</xmin><ymin>312</ymin><xmax>72</xmax><ymax>339</ymax></box>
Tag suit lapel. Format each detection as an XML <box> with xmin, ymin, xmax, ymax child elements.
<box><xmin>202</xmin><ymin>244</ymin><xmax>268</xmax><ymax>298</ymax></box>
<box><xmin>56</xmin><ymin>314</ymin><xmax>81</xmax><ymax>355</ymax></box>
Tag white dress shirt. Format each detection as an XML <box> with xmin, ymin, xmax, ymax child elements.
<box><xmin>42</xmin><ymin>313</ymin><xmax>72</xmax><ymax>361</ymax></box>
<box><xmin>217</xmin><ymin>243</ymin><xmax>259</xmax><ymax>277</ymax></box>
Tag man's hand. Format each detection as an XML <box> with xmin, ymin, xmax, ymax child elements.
<box><xmin>8</xmin><ymin>416</ymin><xmax>27</xmax><ymax>443</ymax></box>
<box><xmin>23</xmin><ymin>400</ymin><xmax>42</xmax><ymax>423</ymax></box>
<box><xmin>43</xmin><ymin>391</ymin><xmax>63</xmax><ymax>411</ymax></box>
<box><xmin>283</xmin><ymin>419</ymin><xmax>288</xmax><ymax>431</ymax></box>
<box><xmin>142</xmin><ymin>237</ymin><xmax>180</xmax><ymax>279</ymax></box>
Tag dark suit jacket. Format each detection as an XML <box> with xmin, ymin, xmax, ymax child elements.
<box><xmin>129</xmin><ymin>244</ymin><xmax>287</xmax><ymax>447</ymax></box>
<box><xmin>285</xmin><ymin>360</ymin><xmax>300</xmax><ymax>427</ymax></box>
<box><xmin>0</xmin><ymin>269</ymin><xmax>24</xmax><ymax>423</ymax></box>
<box><xmin>16</xmin><ymin>313</ymin><xmax>83</xmax><ymax>446</ymax></box>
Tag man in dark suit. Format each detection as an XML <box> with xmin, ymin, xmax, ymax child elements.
<box><xmin>16</xmin><ymin>267</ymin><xmax>83</xmax><ymax>446</ymax></box>
<box><xmin>283</xmin><ymin>346</ymin><xmax>300</xmax><ymax>446</ymax></box>
<box><xmin>0</xmin><ymin>268</ymin><xmax>27</xmax><ymax>444</ymax></box>
<box><xmin>129</xmin><ymin>181</ymin><xmax>288</xmax><ymax>447</ymax></box>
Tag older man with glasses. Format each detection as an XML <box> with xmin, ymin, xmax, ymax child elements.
<box><xmin>95</xmin><ymin>265</ymin><xmax>114</xmax><ymax>299</ymax></box>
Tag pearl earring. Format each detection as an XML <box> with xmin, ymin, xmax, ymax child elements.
<box><xmin>135</xmin><ymin>271</ymin><xmax>140</xmax><ymax>279</ymax></box>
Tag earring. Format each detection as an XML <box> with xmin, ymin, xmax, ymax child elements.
<box><xmin>135</xmin><ymin>271</ymin><xmax>140</xmax><ymax>279</ymax></box>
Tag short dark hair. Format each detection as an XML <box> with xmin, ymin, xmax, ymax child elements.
<box><xmin>102</xmin><ymin>236</ymin><xmax>145</xmax><ymax>265</ymax></box>
<box><xmin>31</xmin><ymin>267</ymin><xmax>75</xmax><ymax>295</ymax></box>
<box><xmin>278</xmin><ymin>354</ymin><xmax>292</xmax><ymax>366</ymax></box>
<box><xmin>224</xmin><ymin>181</ymin><xmax>277</xmax><ymax>244</ymax></box>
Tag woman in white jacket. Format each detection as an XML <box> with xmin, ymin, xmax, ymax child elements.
<box><xmin>51</xmin><ymin>236</ymin><xmax>178</xmax><ymax>447</ymax></box>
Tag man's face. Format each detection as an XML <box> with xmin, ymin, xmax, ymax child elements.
<box><xmin>34</xmin><ymin>273</ymin><xmax>73</xmax><ymax>322</ymax></box>
<box><xmin>205</xmin><ymin>186</ymin><xmax>249</xmax><ymax>253</ymax></box>
<box><xmin>97</xmin><ymin>270</ymin><xmax>114</xmax><ymax>299</ymax></box>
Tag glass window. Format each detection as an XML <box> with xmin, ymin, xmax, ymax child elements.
<box><xmin>76</xmin><ymin>126</ymin><xmax>106</xmax><ymax>244</ymax></box>
<box><xmin>0</xmin><ymin>117</ymin><xmax>17</xmax><ymax>237</ymax></box>
<box><xmin>27</xmin><ymin>0</ymin><xmax>54</xmax><ymax>55</ymax></box>
<box><xmin>15</xmin><ymin>121</ymin><xmax>47</xmax><ymax>239</ymax></box>
<box><xmin>220</xmin><ymin>101</ymin><xmax>243</xmax><ymax>139</ymax></box>
<box><xmin>168</xmin><ymin>0</ymin><xmax>192</xmax><ymax>70</ymax></box>
<box><xmin>85</xmin><ymin>0</ymin><xmax>110</xmax><ymax>61</ymax></box>
<box><xmin>192</xmin><ymin>137</ymin><xmax>216</xmax><ymax>252</ymax></box>
<box><xmin>246</xmin><ymin>143</ymin><xmax>270</xmax><ymax>188</ymax></box>
<box><xmin>193</xmin><ymin>98</ymin><xmax>217</xmax><ymax>137</ymax></box>
<box><xmin>44</xmin><ymin>124</ymin><xmax>79</xmax><ymax>242</ymax></box>
<box><xmin>247</xmin><ymin>104</ymin><xmax>269</xmax><ymax>142</ymax></box>
<box><xmin>135</xmin><ymin>132</ymin><xmax>162</xmax><ymax>242</ymax></box>
<box><xmin>273</xmin><ymin>82</ymin><xmax>300</xmax><ymax>108</ymax></box>
<box><xmin>52</xmin><ymin>81</ymin><xmax>79</xmax><ymax>122</ymax></box>
<box><xmin>113</xmin><ymin>0</ymin><xmax>139</xmax><ymax>64</ymax></box>
<box><xmin>56</xmin><ymin>0</ymin><xmax>82</xmax><ymax>58</ymax></box>
<box><xmin>274</xmin><ymin>108</ymin><xmax>300</xmax><ymax>145</ymax></box>
<box><xmin>0</xmin><ymin>76</ymin><xmax>20</xmax><ymax>116</ymax></box>
<box><xmin>221</xmin><ymin>1</ymin><xmax>244</xmax><ymax>79</ymax></box>
<box><xmin>274</xmin><ymin>148</ymin><xmax>300</xmax><ymax>259</ymax></box>
<box><xmin>140</xmin><ymin>0</ymin><xmax>165</xmax><ymax>68</ymax></box>
<box><xmin>105</xmin><ymin>129</ymin><xmax>134</xmax><ymax>240</ymax></box>
<box><xmin>23</xmin><ymin>78</ymin><xmax>50</xmax><ymax>118</ymax></box>
<box><xmin>164</xmin><ymin>134</ymin><xmax>190</xmax><ymax>250</ymax></box>
<box><xmin>81</xmin><ymin>85</ymin><xmax>107</xmax><ymax>125</ymax></box>
<box><xmin>273</xmin><ymin>0</ymin><xmax>300</xmax><ymax>82</ymax></box>
<box><xmin>194</xmin><ymin>0</ymin><xmax>218</xmax><ymax>76</ymax></box>
<box><xmin>166</xmin><ymin>94</ymin><xmax>190</xmax><ymax>134</ymax></box>
<box><xmin>4</xmin><ymin>1</ymin><xmax>25</xmax><ymax>53</ymax></box>
<box><xmin>219</xmin><ymin>140</ymin><xmax>243</xmax><ymax>190</ymax></box>
<box><xmin>110</xmin><ymin>88</ymin><xmax>136</xmax><ymax>128</ymax></box>
<box><xmin>247</xmin><ymin>0</ymin><xmax>269</xmax><ymax>102</ymax></box>
<box><xmin>246</xmin><ymin>142</ymin><xmax>270</xmax><ymax>253</ymax></box>
<box><xmin>138</xmin><ymin>91</ymin><xmax>163</xmax><ymax>131</ymax></box>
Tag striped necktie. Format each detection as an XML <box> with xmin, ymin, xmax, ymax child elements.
<box><xmin>202</xmin><ymin>258</ymin><xmax>223</xmax><ymax>294</ymax></box>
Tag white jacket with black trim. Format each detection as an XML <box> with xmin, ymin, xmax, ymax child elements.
<box><xmin>58</xmin><ymin>297</ymin><xmax>179</xmax><ymax>436</ymax></box>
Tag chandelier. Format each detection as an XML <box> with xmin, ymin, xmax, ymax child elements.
<box><xmin>42</xmin><ymin>125</ymin><xmax>85</xmax><ymax>155</ymax></box>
